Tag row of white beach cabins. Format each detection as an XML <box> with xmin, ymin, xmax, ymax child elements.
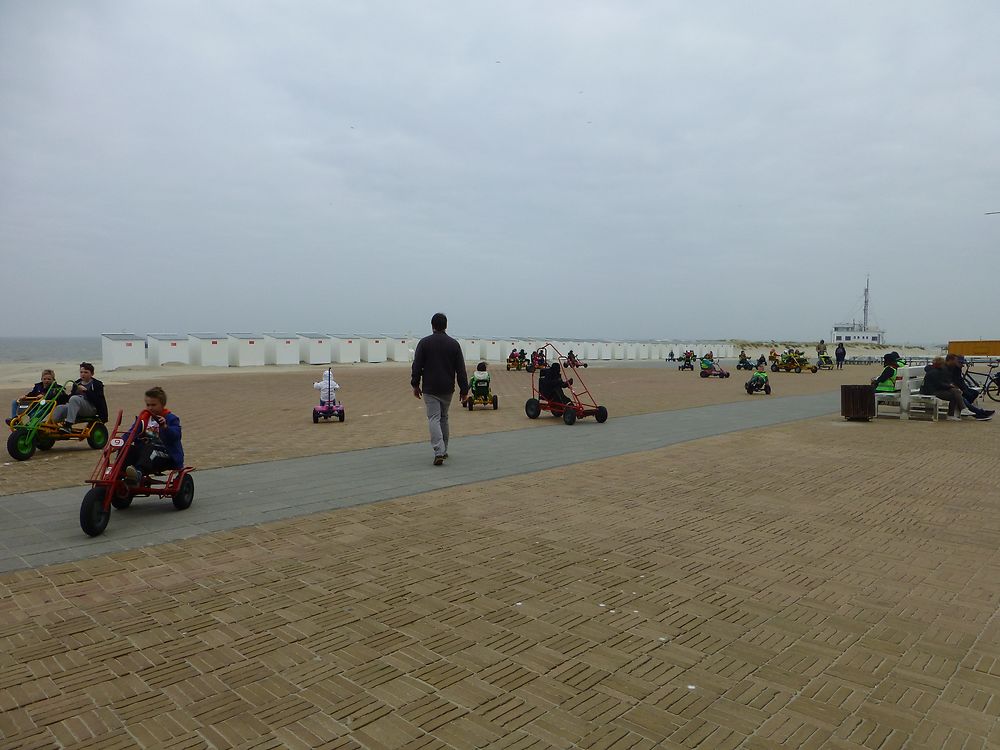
<box><xmin>101</xmin><ymin>333</ymin><xmax>745</xmax><ymax>371</ymax></box>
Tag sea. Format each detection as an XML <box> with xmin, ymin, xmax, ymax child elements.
<box><xmin>0</xmin><ymin>337</ymin><xmax>102</xmax><ymax>364</ymax></box>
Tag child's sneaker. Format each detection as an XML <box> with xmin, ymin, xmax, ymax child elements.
<box><xmin>124</xmin><ymin>466</ymin><xmax>142</xmax><ymax>486</ymax></box>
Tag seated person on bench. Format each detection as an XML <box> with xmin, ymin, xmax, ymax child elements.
<box><xmin>538</xmin><ymin>362</ymin><xmax>573</xmax><ymax>405</ymax></box>
<box><xmin>53</xmin><ymin>362</ymin><xmax>108</xmax><ymax>433</ymax></box>
<box><xmin>123</xmin><ymin>386</ymin><xmax>184</xmax><ymax>486</ymax></box>
<box><xmin>871</xmin><ymin>351</ymin><xmax>904</xmax><ymax>393</ymax></box>
<box><xmin>943</xmin><ymin>354</ymin><xmax>993</xmax><ymax>420</ymax></box>
<box><xmin>919</xmin><ymin>357</ymin><xmax>967</xmax><ymax>422</ymax></box>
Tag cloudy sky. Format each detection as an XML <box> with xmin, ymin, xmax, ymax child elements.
<box><xmin>1</xmin><ymin>1</ymin><xmax>997</xmax><ymax>343</ymax></box>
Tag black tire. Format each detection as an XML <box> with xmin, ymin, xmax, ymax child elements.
<box><xmin>111</xmin><ymin>495</ymin><xmax>133</xmax><ymax>510</ymax></box>
<box><xmin>339</xmin><ymin>410</ymin><xmax>345</xmax><ymax>422</ymax></box>
<box><xmin>985</xmin><ymin>376</ymin><xmax>1000</xmax><ymax>403</ymax></box>
<box><xmin>525</xmin><ymin>364</ymin><xmax>534</xmax><ymax>374</ymax></box>
<box><xmin>771</xmin><ymin>364</ymin><xmax>779</xmax><ymax>372</ymax></box>
<box><xmin>765</xmin><ymin>385</ymin><xmax>772</xmax><ymax>395</ymax></box>
<box><xmin>563</xmin><ymin>407</ymin><xmax>577</xmax><ymax>425</ymax></box>
<box><xmin>467</xmin><ymin>398</ymin><xmax>474</xmax><ymax>411</ymax></box>
<box><xmin>810</xmin><ymin>367</ymin><xmax>818</xmax><ymax>373</ymax></box>
<box><xmin>80</xmin><ymin>487</ymin><xmax>111</xmax><ymax>537</ymax></box>
<box><xmin>173</xmin><ymin>474</ymin><xmax>194</xmax><ymax>510</ymax></box>
<box><xmin>35</xmin><ymin>434</ymin><xmax>56</xmax><ymax>451</ymax></box>
<box><xmin>794</xmin><ymin>366</ymin><xmax>802</xmax><ymax>374</ymax></box>
<box><xmin>312</xmin><ymin>411</ymin><xmax>319</xmax><ymax>424</ymax></box>
<box><xmin>492</xmin><ymin>395</ymin><xmax>498</xmax><ymax>410</ymax></box>
<box><xmin>745</xmin><ymin>384</ymin><xmax>753</xmax><ymax>394</ymax></box>
<box><xmin>7</xmin><ymin>429</ymin><xmax>35</xmax><ymax>461</ymax></box>
<box><xmin>525</xmin><ymin>398</ymin><xmax>541</xmax><ymax>419</ymax></box>
<box><xmin>699</xmin><ymin>370</ymin><xmax>708</xmax><ymax>378</ymax></box>
<box><xmin>87</xmin><ymin>423</ymin><xmax>109</xmax><ymax>450</ymax></box>
<box><xmin>595</xmin><ymin>406</ymin><xmax>608</xmax><ymax>423</ymax></box>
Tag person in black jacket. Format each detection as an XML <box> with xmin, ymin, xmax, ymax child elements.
<box><xmin>411</xmin><ymin>313</ymin><xmax>469</xmax><ymax>465</ymax></box>
<box><xmin>944</xmin><ymin>354</ymin><xmax>994</xmax><ymax>420</ymax></box>
<box><xmin>53</xmin><ymin>362</ymin><xmax>108</xmax><ymax>432</ymax></box>
<box><xmin>919</xmin><ymin>357</ymin><xmax>965</xmax><ymax>421</ymax></box>
<box><xmin>538</xmin><ymin>362</ymin><xmax>573</xmax><ymax>405</ymax></box>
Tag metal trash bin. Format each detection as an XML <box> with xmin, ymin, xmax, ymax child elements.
<box><xmin>841</xmin><ymin>384</ymin><xmax>875</xmax><ymax>421</ymax></box>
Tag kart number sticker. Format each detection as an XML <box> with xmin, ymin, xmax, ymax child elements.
<box><xmin>111</xmin><ymin>438</ymin><xmax>125</xmax><ymax>447</ymax></box>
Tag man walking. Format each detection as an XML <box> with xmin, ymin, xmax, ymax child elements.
<box><xmin>411</xmin><ymin>313</ymin><xmax>469</xmax><ymax>465</ymax></box>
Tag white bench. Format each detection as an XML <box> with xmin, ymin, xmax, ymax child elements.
<box><xmin>874</xmin><ymin>365</ymin><xmax>949</xmax><ymax>421</ymax></box>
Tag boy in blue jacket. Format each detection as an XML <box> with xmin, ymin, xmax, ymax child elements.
<box><xmin>123</xmin><ymin>386</ymin><xmax>184</xmax><ymax>486</ymax></box>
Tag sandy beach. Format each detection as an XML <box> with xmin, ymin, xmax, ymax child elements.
<box><xmin>1</xmin><ymin>362</ymin><xmax>881</xmax><ymax>497</ymax></box>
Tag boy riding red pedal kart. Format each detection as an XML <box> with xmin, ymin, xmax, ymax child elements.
<box><xmin>80</xmin><ymin>386</ymin><xmax>194</xmax><ymax>537</ymax></box>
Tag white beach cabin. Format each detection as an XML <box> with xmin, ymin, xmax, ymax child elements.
<box><xmin>480</xmin><ymin>340</ymin><xmax>502</xmax><ymax>362</ymax></box>
<box><xmin>264</xmin><ymin>334</ymin><xmax>299</xmax><ymax>366</ymax></box>
<box><xmin>188</xmin><ymin>334</ymin><xmax>229</xmax><ymax>367</ymax></box>
<box><xmin>147</xmin><ymin>334</ymin><xmax>189</xmax><ymax>367</ymax></box>
<box><xmin>361</xmin><ymin>337</ymin><xmax>387</xmax><ymax>363</ymax></box>
<box><xmin>583</xmin><ymin>342</ymin><xmax>599</xmax><ymax>360</ymax></box>
<box><xmin>458</xmin><ymin>338</ymin><xmax>480</xmax><ymax>362</ymax></box>
<box><xmin>101</xmin><ymin>333</ymin><xmax>146</xmax><ymax>371</ymax></box>
<box><xmin>387</xmin><ymin>338</ymin><xmax>412</xmax><ymax>362</ymax></box>
<box><xmin>331</xmin><ymin>336</ymin><xmax>361</xmax><ymax>364</ymax></box>
<box><xmin>298</xmin><ymin>334</ymin><xmax>331</xmax><ymax>365</ymax></box>
<box><xmin>227</xmin><ymin>333</ymin><xmax>265</xmax><ymax>367</ymax></box>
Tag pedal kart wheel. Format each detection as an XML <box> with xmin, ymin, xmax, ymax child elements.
<box><xmin>794</xmin><ymin>366</ymin><xmax>802</xmax><ymax>374</ymax></box>
<box><xmin>525</xmin><ymin>398</ymin><xmax>541</xmax><ymax>419</ymax></box>
<box><xmin>810</xmin><ymin>367</ymin><xmax>818</xmax><ymax>373</ymax></box>
<box><xmin>467</xmin><ymin>398</ymin><xmax>474</xmax><ymax>411</ymax></box>
<box><xmin>7</xmin><ymin>429</ymin><xmax>36</xmax><ymax>461</ymax></box>
<box><xmin>492</xmin><ymin>395</ymin><xmax>498</xmax><ymax>410</ymax></box>
<box><xmin>699</xmin><ymin>370</ymin><xmax>709</xmax><ymax>378</ymax></box>
<box><xmin>526</xmin><ymin>364</ymin><xmax>534</xmax><ymax>374</ymax></box>
<box><xmin>339</xmin><ymin>409</ymin><xmax>345</xmax><ymax>422</ymax></box>
<box><xmin>111</xmin><ymin>494</ymin><xmax>133</xmax><ymax>510</ymax></box>
<box><xmin>87</xmin><ymin>423</ymin><xmax>109</xmax><ymax>450</ymax></box>
<box><xmin>771</xmin><ymin>364</ymin><xmax>779</xmax><ymax>372</ymax></box>
<box><xmin>312</xmin><ymin>411</ymin><xmax>319</xmax><ymax>424</ymax></box>
<box><xmin>595</xmin><ymin>406</ymin><xmax>608</xmax><ymax>423</ymax></box>
<box><xmin>35</xmin><ymin>434</ymin><xmax>56</xmax><ymax>451</ymax></box>
<box><xmin>563</xmin><ymin>407</ymin><xmax>577</xmax><ymax>425</ymax></box>
<box><xmin>173</xmin><ymin>474</ymin><xmax>195</xmax><ymax>510</ymax></box>
<box><xmin>765</xmin><ymin>385</ymin><xmax>772</xmax><ymax>395</ymax></box>
<box><xmin>80</xmin><ymin>488</ymin><xmax>111</xmax><ymax>537</ymax></box>
<box><xmin>745</xmin><ymin>384</ymin><xmax>754</xmax><ymax>394</ymax></box>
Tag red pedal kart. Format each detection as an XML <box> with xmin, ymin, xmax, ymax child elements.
<box><xmin>80</xmin><ymin>410</ymin><xmax>195</xmax><ymax>537</ymax></box>
<box><xmin>524</xmin><ymin>343</ymin><xmax>608</xmax><ymax>425</ymax></box>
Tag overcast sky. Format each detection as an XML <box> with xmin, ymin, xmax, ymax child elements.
<box><xmin>1</xmin><ymin>1</ymin><xmax>998</xmax><ymax>343</ymax></box>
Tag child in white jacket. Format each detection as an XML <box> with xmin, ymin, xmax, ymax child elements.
<box><xmin>313</xmin><ymin>369</ymin><xmax>341</xmax><ymax>405</ymax></box>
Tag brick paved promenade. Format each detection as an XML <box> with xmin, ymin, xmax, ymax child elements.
<box><xmin>1</xmin><ymin>398</ymin><xmax>998</xmax><ymax>748</ymax></box>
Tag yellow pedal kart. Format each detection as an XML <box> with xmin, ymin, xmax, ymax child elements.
<box><xmin>467</xmin><ymin>378</ymin><xmax>499</xmax><ymax>410</ymax></box>
<box><xmin>7</xmin><ymin>381</ymin><xmax>109</xmax><ymax>461</ymax></box>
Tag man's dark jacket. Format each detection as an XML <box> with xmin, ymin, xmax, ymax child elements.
<box><xmin>920</xmin><ymin>366</ymin><xmax>955</xmax><ymax>395</ymax></box>
<box><xmin>410</xmin><ymin>332</ymin><xmax>469</xmax><ymax>397</ymax></box>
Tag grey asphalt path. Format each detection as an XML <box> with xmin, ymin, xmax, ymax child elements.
<box><xmin>0</xmin><ymin>392</ymin><xmax>839</xmax><ymax>572</ymax></box>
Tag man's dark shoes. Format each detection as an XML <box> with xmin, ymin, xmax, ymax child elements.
<box><xmin>974</xmin><ymin>413</ymin><xmax>993</xmax><ymax>421</ymax></box>
<box><xmin>58</xmin><ymin>422</ymin><xmax>74</xmax><ymax>434</ymax></box>
<box><xmin>433</xmin><ymin>456</ymin><xmax>444</xmax><ymax>466</ymax></box>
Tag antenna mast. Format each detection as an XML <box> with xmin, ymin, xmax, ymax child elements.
<box><xmin>863</xmin><ymin>275</ymin><xmax>870</xmax><ymax>330</ymax></box>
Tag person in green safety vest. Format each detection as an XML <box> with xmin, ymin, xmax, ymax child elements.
<box><xmin>871</xmin><ymin>351</ymin><xmax>905</xmax><ymax>392</ymax></box>
<box><xmin>746</xmin><ymin>364</ymin><xmax>771</xmax><ymax>394</ymax></box>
